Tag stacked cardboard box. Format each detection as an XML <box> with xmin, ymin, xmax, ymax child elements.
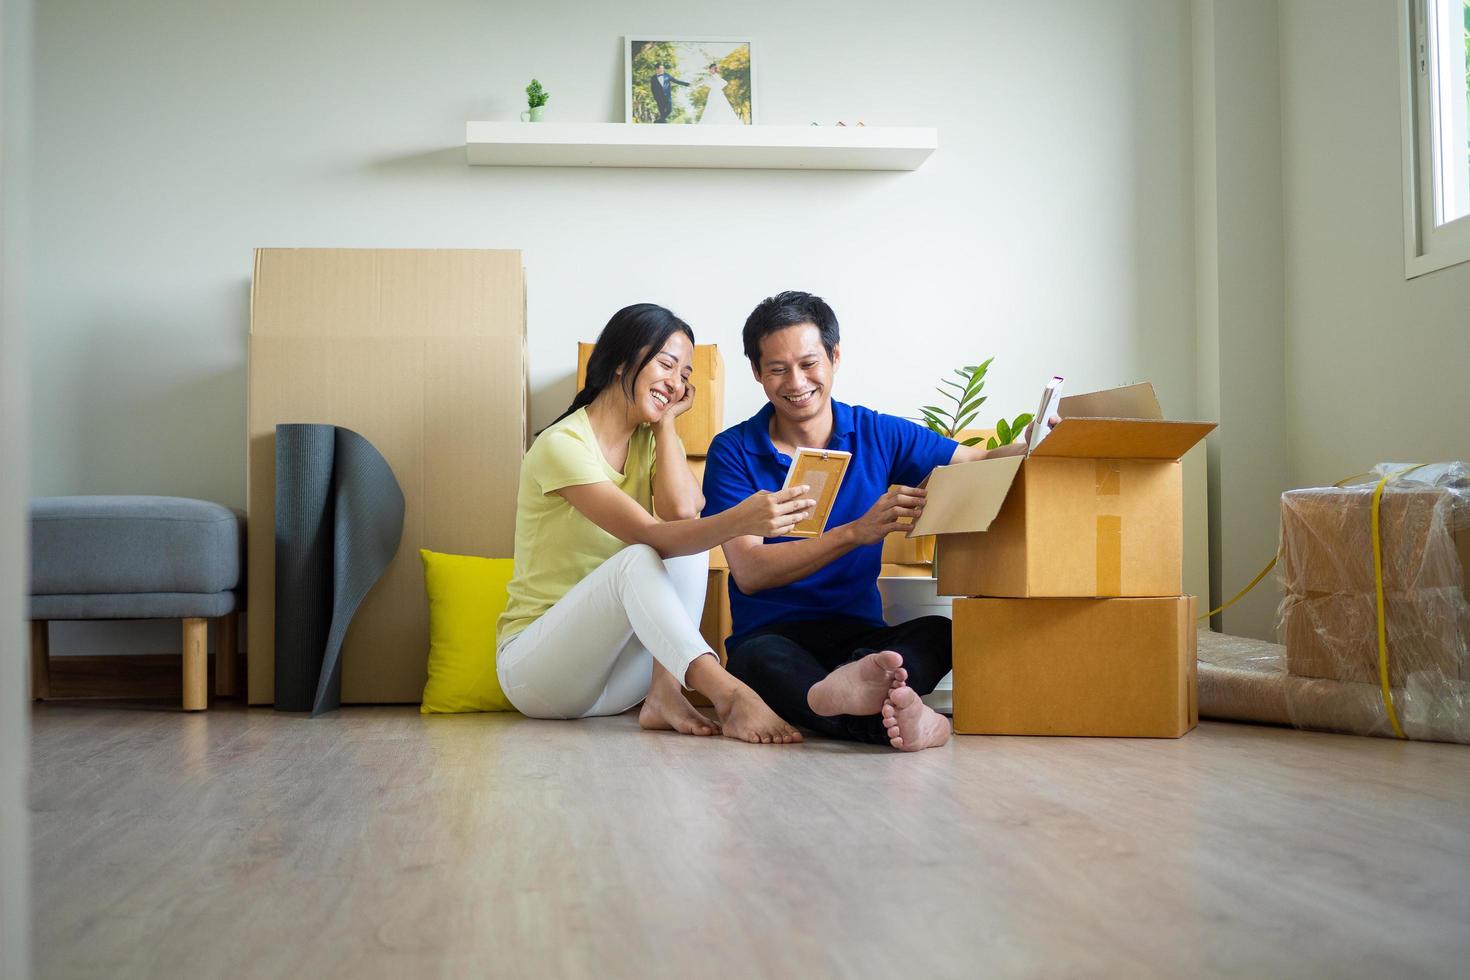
<box><xmin>1278</xmin><ymin>480</ymin><xmax>1470</xmax><ymax>686</ymax></box>
<box><xmin>575</xmin><ymin>343</ymin><xmax>731</xmax><ymax>662</ymax></box>
<box><xmin>913</xmin><ymin>383</ymin><xmax>1214</xmax><ymax>737</ymax></box>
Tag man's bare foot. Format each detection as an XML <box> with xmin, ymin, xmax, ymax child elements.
<box><xmin>807</xmin><ymin>651</ymin><xmax>905</xmax><ymax>717</ymax></box>
<box><xmin>880</xmin><ymin>685</ymin><xmax>951</xmax><ymax>752</ymax></box>
<box><xmin>718</xmin><ymin>687</ymin><xmax>803</xmax><ymax>745</ymax></box>
<box><xmin>638</xmin><ymin>683</ymin><xmax>720</xmax><ymax>736</ymax></box>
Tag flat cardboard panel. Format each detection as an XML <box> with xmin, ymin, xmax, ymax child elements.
<box><xmin>1058</xmin><ymin>382</ymin><xmax>1164</xmax><ymax>421</ymax></box>
<box><xmin>577</xmin><ymin>341</ymin><xmax>725</xmax><ymax>454</ymax></box>
<box><xmin>1031</xmin><ymin>418</ymin><xmax>1215</xmax><ymax>461</ymax></box>
<box><xmin>422</xmin><ymin>337</ymin><xmax>528</xmax><ymax>550</ymax></box>
<box><xmin>251</xmin><ymin>249</ymin><xmax>523</xmax><ymax>339</ymax></box>
<box><xmin>937</xmin><ymin>458</ymin><xmax>1184</xmax><ymax>597</ymax></box>
<box><xmin>951</xmin><ymin>596</ymin><xmax>1197</xmax><ymax>737</ymax></box>
<box><xmin>247</xmin><ymin>249</ymin><xmax>526</xmax><ymax>705</ymax></box>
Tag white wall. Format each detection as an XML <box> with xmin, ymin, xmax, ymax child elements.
<box><xmin>1280</xmin><ymin>1</ymin><xmax>1470</xmax><ymax>485</ymax></box>
<box><xmin>32</xmin><ymin>0</ymin><xmax>1200</xmax><ymax>652</ymax></box>
<box><xmin>2</xmin><ymin>0</ymin><xmax>34</xmax><ymax>971</ymax></box>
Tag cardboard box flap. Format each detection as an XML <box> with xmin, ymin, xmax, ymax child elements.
<box><xmin>909</xmin><ymin>455</ymin><xmax>1024</xmax><ymax>537</ymax></box>
<box><xmin>1059</xmin><ymin>382</ymin><xmax>1164</xmax><ymax>421</ymax></box>
<box><xmin>1031</xmin><ymin>418</ymin><xmax>1215</xmax><ymax>460</ymax></box>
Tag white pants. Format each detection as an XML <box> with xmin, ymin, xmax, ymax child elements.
<box><xmin>496</xmin><ymin>545</ymin><xmax>712</xmax><ymax>719</ymax></box>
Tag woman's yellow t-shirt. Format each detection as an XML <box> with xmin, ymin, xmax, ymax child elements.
<box><xmin>497</xmin><ymin>408</ymin><xmax>655</xmax><ymax>643</ymax></box>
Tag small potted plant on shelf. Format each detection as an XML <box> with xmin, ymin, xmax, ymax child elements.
<box><xmin>522</xmin><ymin>79</ymin><xmax>549</xmax><ymax>122</ymax></box>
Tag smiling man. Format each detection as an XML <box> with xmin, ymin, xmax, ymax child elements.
<box><xmin>700</xmin><ymin>290</ymin><xmax>1030</xmax><ymax>751</ymax></box>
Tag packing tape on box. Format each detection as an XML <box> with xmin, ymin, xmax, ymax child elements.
<box><xmin>1096</xmin><ymin>460</ymin><xmax>1122</xmax><ymax>596</ymax></box>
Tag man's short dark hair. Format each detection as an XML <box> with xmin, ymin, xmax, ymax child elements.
<box><xmin>742</xmin><ymin>290</ymin><xmax>840</xmax><ymax>368</ymax></box>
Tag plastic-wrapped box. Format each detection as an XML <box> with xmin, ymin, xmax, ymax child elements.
<box><xmin>1278</xmin><ymin>463</ymin><xmax>1469</xmax><ymax>688</ymax></box>
<box><xmin>1280</xmin><ymin>482</ymin><xmax>1470</xmax><ymax>596</ymax></box>
<box><xmin>1196</xmin><ymin>463</ymin><xmax>1470</xmax><ymax>744</ymax></box>
<box><xmin>1281</xmin><ymin>588</ymin><xmax>1468</xmax><ymax>685</ymax></box>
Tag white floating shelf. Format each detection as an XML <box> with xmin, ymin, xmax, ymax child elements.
<box><xmin>464</xmin><ymin>122</ymin><xmax>936</xmax><ymax>171</ymax></box>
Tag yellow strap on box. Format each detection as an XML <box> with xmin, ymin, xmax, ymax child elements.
<box><xmin>1369</xmin><ymin>463</ymin><xmax>1428</xmax><ymax>740</ymax></box>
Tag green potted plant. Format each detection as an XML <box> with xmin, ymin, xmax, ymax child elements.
<box><xmin>918</xmin><ymin>358</ymin><xmax>1034</xmax><ymax>449</ymax></box>
<box><xmin>522</xmin><ymin>79</ymin><xmax>549</xmax><ymax>122</ymax></box>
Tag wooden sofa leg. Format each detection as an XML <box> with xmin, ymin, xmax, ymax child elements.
<box><xmin>30</xmin><ymin>621</ymin><xmax>50</xmax><ymax>701</ymax></box>
<box><xmin>182</xmin><ymin>618</ymin><xmax>208</xmax><ymax>711</ymax></box>
<box><xmin>215</xmin><ymin>611</ymin><xmax>239</xmax><ymax>698</ymax></box>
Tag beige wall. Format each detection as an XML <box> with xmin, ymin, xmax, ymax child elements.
<box><xmin>1193</xmin><ymin>0</ymin><xmax>1470</xmax><ymax>642</ymax></box>
<box><xmin>1280</xmin><ymin>1</ymin><xmax>1470</xmax><ymax>486</ymax></box>
<box><xmin>1</xmin><ymin>0</ymin><xmax>33</xmax><ymax>971</ymax></box>
<box><xmin>1193</xmin><ymin>0</ymin><xmax>1291</xmax><ymax>640</ymax></box>
<box><xmin>31</xmin><ymin>0</ymin><xmax>1201</xmax><ymax>654</ymax></box>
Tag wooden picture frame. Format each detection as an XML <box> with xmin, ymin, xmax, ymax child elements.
<box><xmin>781</xmin><ymin>447</ymin><xmax>852</xmax><ymax>538</ymax></box>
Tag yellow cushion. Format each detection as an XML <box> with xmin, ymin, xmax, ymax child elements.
<box><xmin>419</xmin><ymin>549</ymin><xmax>517</xmax><ymax>713</ymax></box>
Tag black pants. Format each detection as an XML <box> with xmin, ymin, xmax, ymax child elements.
<box><xmin>725</xmin><ymin>616</ymin><xmax>952</xmax><ymax>745</ymax></box>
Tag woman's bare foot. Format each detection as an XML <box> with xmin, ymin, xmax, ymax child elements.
<box><xmin>718</xmin><ymin>687</ymin><xmax>803</xmax><ymax>744</ymax></box>
<box><xmin>639</xmin><ymin>661</ymin><xmax>719</xmax><ymax>736</ymax></box>
<box><xmin>807</xmin><ymin>651</ymin><xmax>906</xmax><ymax>717</ymax></box>
<box><xmin>684</xmin><ymin>653</ymin><xmax>801</xmax><ymax>745</ymax></box>
<box><xmin>638</xmin><ymin>685</ymin><xmax>720</xmax><ymax>736</ymax></box>
<box><xmin>880</xmin><ymin>685</ymin><xmax>951</xmax><ymax>752</ymax></box>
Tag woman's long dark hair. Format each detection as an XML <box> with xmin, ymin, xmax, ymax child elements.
<box><xmin>550</xmin><ymin>303</ymin><xmax>695</xmax><ymax>427</ymax></box>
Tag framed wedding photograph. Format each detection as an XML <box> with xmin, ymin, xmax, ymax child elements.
<box><xmin>625</xmin><ymin>36</ymin><xmax>756</xmax><ymax>125</ymax></box>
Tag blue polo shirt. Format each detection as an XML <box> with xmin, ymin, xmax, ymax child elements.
<box><xmin>701</xmin><ymin>399</ymin><xmax>957</xmax><ymax>652</ymax></box>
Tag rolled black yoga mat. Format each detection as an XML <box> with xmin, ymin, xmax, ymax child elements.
<box><xmin>274</xmin><ymin>424</ymin><xmax>405</xmax><ymax>715</ymax></box>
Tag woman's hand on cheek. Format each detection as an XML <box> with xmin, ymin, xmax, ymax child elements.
<box><xmin>667</xmin><ymin>380</ymin><xmax>696</xmax><ymax>421</ymax></box>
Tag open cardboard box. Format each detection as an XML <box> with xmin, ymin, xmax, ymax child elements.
<box><xmin>911</xmin><ymin>383</ymin><xmax>1215</xmax><ymax>598</ymax></box>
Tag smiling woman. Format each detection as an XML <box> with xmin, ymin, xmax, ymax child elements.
<box><xmin>492</xmin><ymin>303</ymin><xmax>817</xmax><ymax>744</ymax></box>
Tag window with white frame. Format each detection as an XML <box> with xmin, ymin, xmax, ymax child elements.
<box><xmin>1400</xmin><ymin>0</ymin><xmax>1470</xmax><ymax>277</ymax></box>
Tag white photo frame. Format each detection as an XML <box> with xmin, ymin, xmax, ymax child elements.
<box><xmin>625</xmin><ymin>36</ymin><xmax>757</xmax><ymax>125</ymax></box>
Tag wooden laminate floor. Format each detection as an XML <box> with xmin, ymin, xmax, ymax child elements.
<box><xmin>29</xmin><ymin>703</ymin><xmax>1470</xmax><ymax>979</ymax></box>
